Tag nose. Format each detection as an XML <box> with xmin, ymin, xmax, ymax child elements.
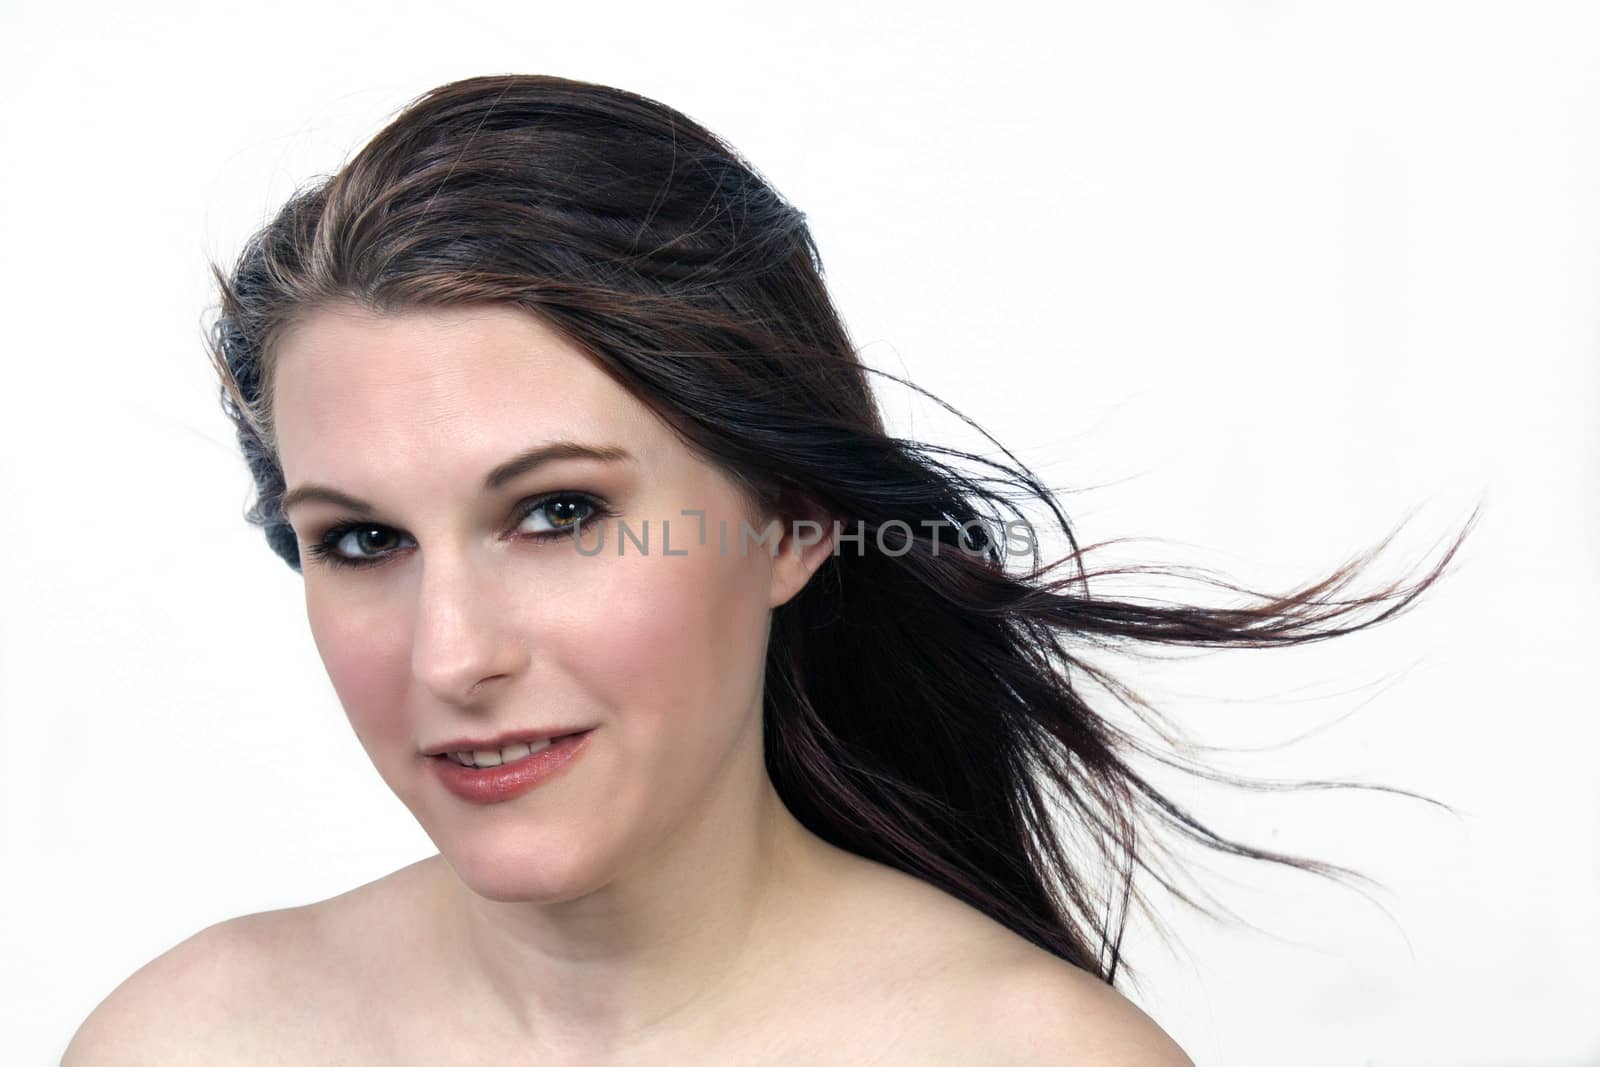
<box><xmin>409</xmin><ymin>549</ymin><xmax>528</xmax><ymax>706</ymax></box>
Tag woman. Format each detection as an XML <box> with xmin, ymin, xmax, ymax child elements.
<box><xmin>65</xmin><ymin>73</ymin><xmax>1473</xmax><ymax>1064</ymax></box>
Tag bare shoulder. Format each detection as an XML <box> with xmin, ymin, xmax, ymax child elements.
<box><xmin>61</xmin><ymin>859</ymin><xmax>446</xmax><ymax>1066</ymax></box>
<box><xmin>829</xmin><ymin>853</ymin><xmax>1192</xmax><ymax>1065</ymax></box>
<box><xmin>61</xmin><ymin>911</ymin><xmax>295</xmax><ymax>1066</ymax></box>
<box><xmin>967</xmin><ymin>953</ymin><xmax>1195</xmax><ymax>1066</ymax></box>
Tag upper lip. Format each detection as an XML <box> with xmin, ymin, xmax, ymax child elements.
<box><xmin>422</xmin><ymin>725</ymin><xmax>594</xmax><ymax>757</ymax></box>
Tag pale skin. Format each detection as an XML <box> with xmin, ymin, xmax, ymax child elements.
<box><xmin>63</xmin><ymin>303</ymin><xmax>1193</xmax><ymax>1065</ymax></box>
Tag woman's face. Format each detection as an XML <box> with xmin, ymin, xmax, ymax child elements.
<box><xmin>270</xmin><ymin>302</ymin><xmax>823</xmax><ymax>902</ymax></box>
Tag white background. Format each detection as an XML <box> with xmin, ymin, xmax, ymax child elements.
<box><xmin>2</xmin><ymin>2</ymin><xmax>1595</xmax><ymax>1064</ymax></box>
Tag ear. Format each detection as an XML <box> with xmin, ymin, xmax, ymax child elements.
<box><xmin>767</xmin><ymin>496</ymin><xmax>838</xmax><ymax>610</ymax></box>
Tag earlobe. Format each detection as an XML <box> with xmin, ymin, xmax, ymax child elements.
<box><xmin>767</xmin><ymin>504</ymin><xmax>838</xmax><ymax>609</ymax></box>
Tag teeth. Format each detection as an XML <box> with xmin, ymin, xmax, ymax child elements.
<box><xmin>449</xmin><ymin>737</ymin><xmax>556</xmax><ymax>768</ymax></box>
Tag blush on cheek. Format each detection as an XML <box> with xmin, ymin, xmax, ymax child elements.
<box><xmin>308</xmin><ymin>599</ymin><xmax>413</xmax><ymax>748</ymax></box>
<box><xmin>601</xmin><ymin>537</ymin><xmax>771</xmax><ymax>703</ymax></box>
<box><xmin>575</xmin><ymin>538</ymin><xmax>772</xmax><ymax>758</ymax></box>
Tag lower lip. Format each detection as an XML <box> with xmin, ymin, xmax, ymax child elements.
<box><xmin>427</xmin><ymin>729</ymin><xmax>596</xmax><ymax>805</ymax></box>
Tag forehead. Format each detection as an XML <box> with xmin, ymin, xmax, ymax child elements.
<box><xmin>269</xmin><ymin>303</ymin><xmax>660</xmax><ymax>481</ymax></box>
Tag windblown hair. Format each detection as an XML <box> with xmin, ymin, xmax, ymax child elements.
<box><xmin>204</xmin><ymin>73</ymin><xmax>1478</xmax><ymax>989</ymax></box>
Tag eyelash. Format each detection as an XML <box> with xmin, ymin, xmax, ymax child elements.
<box><xmin>304</xmin><ymin>492</ymin><xmax>614</xmax><ymax>572</ymax></box>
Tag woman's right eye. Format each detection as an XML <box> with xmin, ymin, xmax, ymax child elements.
<box><xmin>306</xmin><ymin>524</ymin><xmax>415</xmax><ymax>570</ymax></box>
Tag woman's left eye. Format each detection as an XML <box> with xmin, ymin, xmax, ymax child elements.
<box><xmin>518</xmin><ymin>492</ymin><xmax>603</xmax><ymax>536</ymax></box>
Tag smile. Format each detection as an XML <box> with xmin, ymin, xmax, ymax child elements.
<box><xmin>441</xmin><ymin>736</ymin><xmax>569</xmax><ymax>768</ymax></box>
<box><xmin>428</xmin><ymin>729</ymin><xmax>597</xmax><ymax>805</ymax></box>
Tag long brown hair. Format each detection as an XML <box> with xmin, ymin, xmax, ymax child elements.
<box><xmin>204</xmin><ymin>73</ymin><xmax>1479</xmax><ymax>989</ymax></box>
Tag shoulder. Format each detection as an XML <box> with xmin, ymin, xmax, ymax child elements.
<box><xmin>62</xmin><ymin>861</ymin><xmax>448</xmax><ymax>1065</ymax></box>
<box><xmin>961</xmin><ymin>953</ymin><xmax>1195</xmax><ymax>1066</ymax></box>
<box><xmin>832</xmin><ymin>855</ymin><xmax>1192</xmax><ymax>1064</ymax></box>
<box><xmin>61</xmin><ymin>910</ymin><xmax>306</xmax><ymax>1066</ymax></box>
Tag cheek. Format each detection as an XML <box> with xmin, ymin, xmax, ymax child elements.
<box><xmin>575</xmin><ymin>540</ymin><xmax>772</xmax><ymax>743</ymax></box>
<box><xmin>305</xmin><ymin>587</ymin><xmax>412</xmax><ymax>743</ymax></box>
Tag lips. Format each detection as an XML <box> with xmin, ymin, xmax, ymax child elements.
<box><xmin>422</xmin><ymin>726</ymin><xmax>594</xmax><ymax>758</ymax></box>
<box><xmin>428</xmin><ymin>728</ymin><xmax>597</xmax><ymax>804</ymax></box>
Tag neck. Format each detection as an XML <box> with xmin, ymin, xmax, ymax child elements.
<box><xmin>425</xmin><ymin>738</ymin><xmax>840</xmax><ymax>1051</ymax></box>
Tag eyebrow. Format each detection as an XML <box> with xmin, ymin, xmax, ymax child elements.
<box><xmin>279</xmin><ymin>441</ymin><xmax>636</xmax><ymax>517</ymax></box>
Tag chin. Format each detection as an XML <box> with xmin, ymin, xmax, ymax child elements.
<box><xmin>428</xmin><ymin>817</ymin><xmax>613</xmax><ymax>905</ymax></box>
